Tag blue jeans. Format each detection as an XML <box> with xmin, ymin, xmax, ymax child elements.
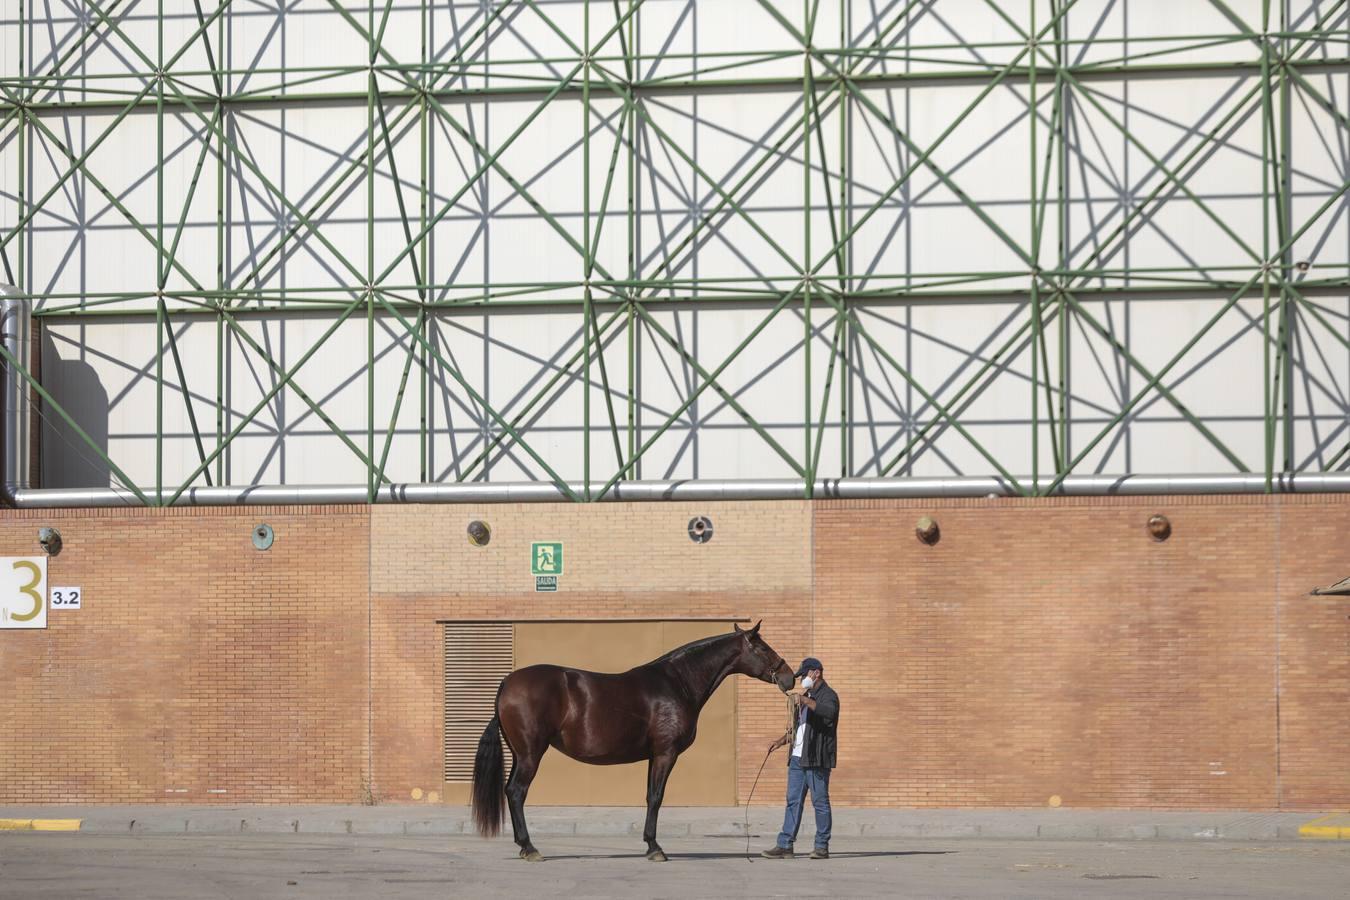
<box><xmin>776</xmin><ymin>755</ymin><xmax>832</xmax><ymax>850</ymax></box>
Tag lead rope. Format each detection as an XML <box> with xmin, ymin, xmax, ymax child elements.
<box><xmin>744</xmin><ymin>693</ymin><xmax>797</xmax><ymax>861</ymax></box>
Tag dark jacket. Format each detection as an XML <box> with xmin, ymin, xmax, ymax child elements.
<box><xmin>794</xmin><ymin>679</ymin><xmax>839</xmax><ymax>769</ymax></box>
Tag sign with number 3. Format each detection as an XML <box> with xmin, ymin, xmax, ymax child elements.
<box><xmin>1</xmin><ymin>556</ymin><xmax>48</xmax><ymax>629</ymax></box>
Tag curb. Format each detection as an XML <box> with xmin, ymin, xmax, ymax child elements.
<box><xmin>1298</xmin><ymin>814</ymin><xmax>1350</xmax><ymax>840</ymax></box>
<box><xmin>0</xmin><ymin>810</ymin><xmax>1338</xmax><ymax>842</ymax></box>
<box><xmin>0</xmin><ymin>819</ymin><xmax>82</xmax><ymax>831</ymax></box>
<box><xmin>0</xmin><ymin>817</ymin><xmax>1315</xmax><ymax>841</ymax></box>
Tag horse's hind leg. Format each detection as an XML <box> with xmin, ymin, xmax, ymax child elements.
<box><xmin>505</xmin><ymin>743</ymin><xmax>546</xmax><ymax>861</ymax></box>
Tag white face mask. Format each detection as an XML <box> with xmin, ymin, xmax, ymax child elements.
<box><xmin>801</xmin><ymin>675</ymin><xmax>815</xmax><ymax>689</ymax></box>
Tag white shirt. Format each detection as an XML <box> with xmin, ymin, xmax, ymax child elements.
<box><xmin>791</xmin><ymin>688</ymin><xmax>811</xmax><ymax>757</ymax></box>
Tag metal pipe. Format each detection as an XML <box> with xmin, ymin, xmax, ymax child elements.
<box><xmin>1</xmin><ymin>286</ymin><xmax>31</xmax><ymax>502</ymax></box>
<box><xmin>4</xmin><ymin>474</ymin><xmax>1350</xmax><ymax>508</ymax></box>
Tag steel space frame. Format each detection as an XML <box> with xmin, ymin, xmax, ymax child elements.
<box><xmin>1</xmin><ymin>1</ymin><xmax>1348</xmax><ymax>505</ymax></box>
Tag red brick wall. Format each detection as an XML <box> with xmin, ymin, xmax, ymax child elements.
<box><xmin>1275</xmin><ymin>498</ymin><xmax>1350</xmax><ymax>809</ymax></box>
<box><xmin>1</xmin><ymin>495</ymin><xmax>1346</xmax><ymax>809</ymax></box>
<box><xmin>0</xmin><ymin>506</ymin><xmax>369</xmax><ymax>804</ymax></box>
<box><xmin>817</xmin><ymin>496</ymin><xmax>1275</xmax><ymax>809</ymax></box>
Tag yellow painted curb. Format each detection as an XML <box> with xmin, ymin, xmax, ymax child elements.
<box><xmin>32</xmin><ymin>819</ymin><xmax>83</xmax><ymax>831</ymax></box>
<box><xmin>1298</xmin><ymin>813</ymin><xmax>1350</xmax><ymax>839</ymax></box>
<box><xmin>0</xmin><ymin>819</ymin><xmax>82</xmax><ymax>832</ymax></box>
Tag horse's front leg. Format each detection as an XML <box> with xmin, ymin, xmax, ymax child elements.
<box><xmin>643</xmin><ymin>752</ymin><xmax>679</xmax><ymax>861</ymax></box>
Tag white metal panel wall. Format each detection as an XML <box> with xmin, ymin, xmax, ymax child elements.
<box><xmin>4</xmin><ymin>2</ymin><xmax>1347</xmax><ymax>490</ymax></box>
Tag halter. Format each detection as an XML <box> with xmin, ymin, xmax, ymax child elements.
<box><xmin>763</xmin><ymin>655</ymin><xmax>790</xmax><ymax>686</ymax></box>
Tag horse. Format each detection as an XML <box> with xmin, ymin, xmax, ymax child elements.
<box><xmin>470</xmin><ymin>621</ymin><xmax>794</xmax><ymax>861</ymax></box>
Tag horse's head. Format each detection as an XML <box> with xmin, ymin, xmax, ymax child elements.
<box><xmin>733</xmin><ymin>621</ymin><xmax>794</xmax><ymax>692</ymax></box>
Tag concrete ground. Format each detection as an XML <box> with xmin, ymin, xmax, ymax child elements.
<box><xmin>1</xmin><ymin>832</ymin><xmax>1348</xmax><ymax>899</ymax></box>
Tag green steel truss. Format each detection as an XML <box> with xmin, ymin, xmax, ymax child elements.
<box><xmin>0</xmin><ymin>1</ymin><xmax>1348</xmax><ymax>502</ymax></box>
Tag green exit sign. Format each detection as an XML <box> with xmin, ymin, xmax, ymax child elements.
<box><xmin>530</xmin><ymin>542</ymin><xmax>564</xmax><ymax>576</ymax></box>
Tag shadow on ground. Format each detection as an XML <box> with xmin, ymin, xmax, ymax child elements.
<box><xmin>535</xmin><ymin>850</ymin><xmax>957</xmax><ymax>862</ymax></box>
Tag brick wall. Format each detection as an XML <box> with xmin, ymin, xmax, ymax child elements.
<box><xmin>1275</xmin><ymin>498</ymin><xmax>1350</xmax><ymax>809</ymax></box>
<box><xmin>0</xmin><ymin>506</ymin><xmax>369</xmax><ymax>804</ymax></box>
<box><xmin>1</xmin><ymin>495</ymin><xmax>1346</xmax><ymax>808</ymax></box>
<box><xmin>817</xmin><ymin>496</ymin><xmax>1278</xmax><ymax>809</ymax></box>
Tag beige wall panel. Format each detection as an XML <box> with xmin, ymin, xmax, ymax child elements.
<box><xmin>370</xmin><ymin>502</ymin><xmax>812</xmax><ymax>596</ymax></box>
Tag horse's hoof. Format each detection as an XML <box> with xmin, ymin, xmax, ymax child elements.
<box><xmin>520</xmin><ymin>848</ymin><xmax>544</xmax><ymax>862</ymax></box>
<box><xmin>645</xmin><ymin>849</ymin><xmax>668</xmax><ymax>862</ymax></box>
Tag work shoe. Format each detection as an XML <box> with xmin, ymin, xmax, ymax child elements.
<box><xmin>760</xmin><ymin>846</ymin><xmax>794</xmax><ymax>859</ymax></box>
<box><xmin>810</xmin><ymin>847</ymin><xmax>829</xmax><ymax>860</ymax></box>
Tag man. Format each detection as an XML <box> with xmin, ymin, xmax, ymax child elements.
<box><xmin>761</xmin><ymin>656</ymin><xmax>838</xmax><ymax>860</ymax></box>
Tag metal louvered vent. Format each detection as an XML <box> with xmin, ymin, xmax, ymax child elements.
<box><xmin>444</xmin><ymin>623</ymin><xmax>514</xmax><ymax>782</ymax></box>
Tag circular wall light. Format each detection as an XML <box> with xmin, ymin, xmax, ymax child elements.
<box><xmin>467</xmin><ymin>520</ymin><xmax>492</xmax><ymax>547</ymax></box>
<box><xmin>688</xmin><ymin>516</ymin><xmax>714</xmax><ymax>544</ymax></box>
<box><xmin>38</xmin><ymin>527</ymin><xmax>62</xmax><ymax>556</ymax></box>
<box><xmin>1147</xmin><ymin>514</ymin><xmax>1172</xmax><ymax>542</ymax></box>
<box><xmin>915</xmin><ymin>516</ymin><xmax>940</xmax><ymax>546</ymax></box>
<box><xmin>252</xmin><ymin>523</ymin><xmax>275</xmax><ymax>551</ymax></box>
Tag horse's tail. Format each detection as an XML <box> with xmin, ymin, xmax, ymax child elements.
<box><xmin>471</xmin><ymin>713</ymin><xmax>505</xmax><ymax>837</ymax></box>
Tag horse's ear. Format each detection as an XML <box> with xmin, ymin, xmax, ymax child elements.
<box><xmin>750</xmin><ymin>620</ymin><xmax>762</xmax><ymax>635</ymax></box>
<box><xmin>733</xmin><ymin>622</ymin><xmax>743</xmax><ymax>633</ymax></box>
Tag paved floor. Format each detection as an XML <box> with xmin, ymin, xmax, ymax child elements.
<box><xmin>1</xmin><ymin>833</ymin><xmax>1346</xmax><ymax>899</ymax></box>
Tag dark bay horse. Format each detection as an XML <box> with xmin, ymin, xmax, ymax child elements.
<box><xmin>471</xmin><ymin>621</ymin><xmax>793</xmax><ymax>861</ymax></box>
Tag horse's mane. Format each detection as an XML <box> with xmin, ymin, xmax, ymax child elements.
<box><xmin>649</xmin><ymin>630</ymin><xmax>738</xmax><ymax>667</ymax></box>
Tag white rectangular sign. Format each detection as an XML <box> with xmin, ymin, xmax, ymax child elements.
<box><xmin>0</xmin><ymin>556</ymin><xmax>48</xmax><ymax>629</ymax></box>
<box><xmin>51</xmin><ymin>586</ymin><xmax>82</xmax><ymax>610</ymax></box>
